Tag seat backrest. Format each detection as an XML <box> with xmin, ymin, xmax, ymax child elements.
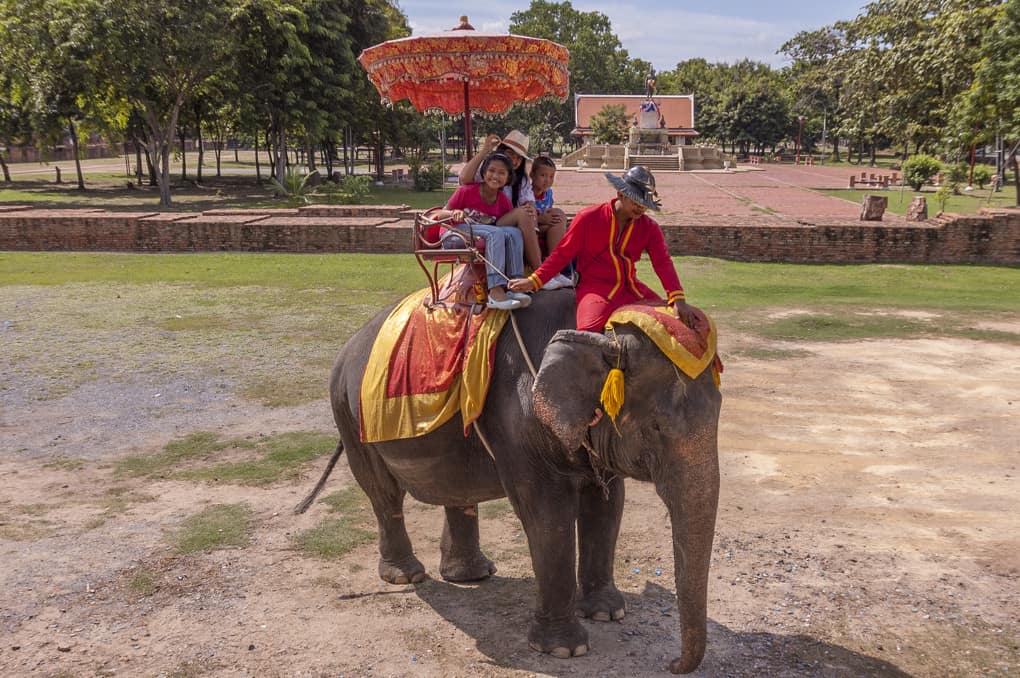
<box><xmin>415</xmin><ymin>207</ymin><xmax>447</xmax><ymax>250</ymax></box>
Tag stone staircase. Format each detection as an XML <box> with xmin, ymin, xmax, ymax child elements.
<box><xmin>679</xmin><ymin>146</ymin><xmax>725</xmax><ymax>170</ymax></box>
<box><xmin>628</xmin><ymin>154</ymin><xmax>680</xmax><ymax>172</ymax></box>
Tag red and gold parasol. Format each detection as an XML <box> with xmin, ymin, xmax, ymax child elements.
<box><xmin>358</xmin><ymin>16</ymin><xmax>570</xmax><ymax>157</ymax></box>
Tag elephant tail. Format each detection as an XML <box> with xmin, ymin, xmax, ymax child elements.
<box><xmin>293</xmin><ymin>440</ymin><xmax>345</xmax><ymax>514</ymax></box>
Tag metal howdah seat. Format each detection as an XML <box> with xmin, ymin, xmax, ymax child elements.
<box><xmin>413</xmin><ymin>207</ymin><xmax>489</xmax><ymax>308</ymax></box>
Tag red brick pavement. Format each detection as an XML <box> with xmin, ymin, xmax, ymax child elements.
<box><xmin>545</xmin><ymin>164</ymin><xmax>904</xmax><ymax>225</ymax></box>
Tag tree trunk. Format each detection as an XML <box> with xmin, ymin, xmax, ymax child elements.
<box><xmin>1013</xmin><ymin>156</ymin><xmax>1019</xmax><ymax>207</ymax></box>
<box><xmin>146</xmin><ymin>148</ymin><xmax>157</xmax><ymax>186</ymax></box>
<box><xmin>68</xmin><ymin>119</ymin><xmax>86</xmax><ymax>191</ymax></box>
<box><xmin>0</xmin><ymin>150</ymin><xmax>10</xmax><ymax>182</ymax></box>
<box><xmin>179</xmin><ymin>125</ymin><xmax>187</xmax><ymax>181</ymax></box>
<box><xmin>275</xmin><ymin>126</ymin><xmax>287</xmax><ymax>188</ymax></box>
<box><xmin>323</xmin><ymin>140</ymin><xmax>333</xmax><ymax>179</ymax></box>
<box><xmin>134</xmin><ymin>139</ymin><xmax>143</xmax><ymax>186</ymax></box>
<box><xmin>342</xmin><ymin>128</ymin><xmax>350</xmax><ymax>175</ymax></box>
<box><xmin>254</xmin><ymin>132</ymin><xmax>261</xmax><ymax>183</ymax></box>
<box><xmin>306</xmin><ymin>140</ymin><xmax>317</xmax><ymax>172</ymax></box>
<box><xmin>196</xmin><ymin>116</ymin><xmax>204</xmax><ymax>184</ymax></box>
<box><xmin>214</xmin><ymin>140</ymin><xmax>222</xmax><ymax>178</ymax></box>
<box><xmin>832</xmin><ymin>137</ymin><xmax>841</xmax><ymax>163</ymax></box>
<box><xmin>142</xmin><ymin>99</ymin><xmax>184</xmax><ymax>207</ymax></box>
<box><xmin>869</xmin><ymin>142</ymin><xmax>877</xmax><ymax>167</ymax></box>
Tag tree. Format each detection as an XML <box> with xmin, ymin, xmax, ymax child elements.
<box><xmin>1</xmin><ymin>0</ymin><xmax>101</xmax><ymax>189</ymax></box>
<box><xmin>780</xmin><ymin>27</ymin><xmax>847</xmax><ymax>161</ymax></box>
<box><xmin>960</xmin><ymin>0</ymin><xmax>1020</xmax><ymax>203</ymax></box>
<box><xmin>590</xmin><ymin>104</ymin><xmax>628</xmax><ymax>144</ymax></box>
<box><xmin>509</xmin><ymin>1</ymin><xmax>648</xmax><ymax>146</ymax></box>
<box><xmin>89</xmin><ymin>0</ymin><xmax>238</xmax><ymax>206</ymax></box>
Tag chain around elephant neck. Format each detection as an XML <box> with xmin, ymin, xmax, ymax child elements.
<box><xmin>581</xmin><ymin>430</ymin><xmax>616</xmax><ymax>500</ymax></box>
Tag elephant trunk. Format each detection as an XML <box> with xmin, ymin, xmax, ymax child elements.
<box><xmin>657</xmin><ymin>452</ymin><xmax>720</xmax><ymax>674</ymax></box>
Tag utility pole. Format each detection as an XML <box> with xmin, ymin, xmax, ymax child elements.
<box><xmin>995</xmin><ymin>123</ymin><xmax>1004</xmax><ymax>191</ymax></box>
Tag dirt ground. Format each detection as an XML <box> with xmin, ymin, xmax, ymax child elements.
<box><xmin>1</xmin><ymin>299</ymin><xmax>1018</xmax><ymax>677</ymax></box>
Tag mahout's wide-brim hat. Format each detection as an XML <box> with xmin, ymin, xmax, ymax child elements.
<box><xmin>606</xmin><ymin>165</ymin><xmax>661</xmax><ymax>211</ymax></box>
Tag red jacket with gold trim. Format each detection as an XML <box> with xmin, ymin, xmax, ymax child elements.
<box><xmin>529</xmin><ymin>200</ymin><xmax>684</xmax><ymax>304</ymax></box>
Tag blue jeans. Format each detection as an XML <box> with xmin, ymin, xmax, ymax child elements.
<box><xmin>443</xmin><ymin>225</ymin><xmax>524</xmax><ymax>290</ymax></box>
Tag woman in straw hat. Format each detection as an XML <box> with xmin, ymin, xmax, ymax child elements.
<box><xmin>509</xmin><ymin>165</ymin><xmax>696</xmax><ymax>332</ymax></box>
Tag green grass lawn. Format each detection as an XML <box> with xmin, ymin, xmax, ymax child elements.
<box><xmin>819</xmin><ymin>186</ymin><xmax>1015</xmax><ymax>215</ymax></box>
<box><xmin>0</xmin><ymin>173</ymin><xmax>455</xmax><ymax>211</ymax></box>
<box><xmin>2</xmin><ymin>252</ymin><xmax>1017</xmax><ymax>408</ymax></box>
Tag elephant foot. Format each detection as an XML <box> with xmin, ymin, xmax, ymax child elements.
<box><xmin>378</xmin><ymin>555</ymin><xmax>427</xmax><ymax>585</ymax></box>
<box><xmin>575</xmin><ymin>586</ymin><xmax>626</xmax><ymax>622</ymax></box>
<box><xmin>440</xmin><ymin>552</ymin><xmax>496</xmax><ymax>582</ymax></box>
<box><xmin>527</xmin><ymin>617</ymin><xmax>589</xmax><ymax>659</ymax></box>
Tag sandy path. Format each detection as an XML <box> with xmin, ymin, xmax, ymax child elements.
<box><xmin>1</xmin><ymin>316</ymin><xmax>1018</xmax><ymax>676</ymax></box>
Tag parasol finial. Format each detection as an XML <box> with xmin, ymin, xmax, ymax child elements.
<box><xmin>453</xmin><ymin>16</ymin><xmax>474</xmax><ymax>30</ymax></box>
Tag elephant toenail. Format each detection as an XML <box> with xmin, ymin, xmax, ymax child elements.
<box><xmin>573</xmin><ymin>644</ymin><xmax>588</xmax><ymax>657</ymax></box>
<box><xmin>612</xmin><ymin>608</ymin><xmax>626</xmax><ymax>620</ymax></box>
<box><xmin>592</xmin><ymin>611</ymin><xmax>610</xmax><ymax>621</ymax></box>
<box><xmin>410</xmin><ymin>572</ymin><xmax>427</xmax><ymax>583</ymax></box>
<box><xmin>393</xmin><ymin>575</ymin><xmax>409</xmax><ymax>584</ymax></box>
<box><xmin>551</xmin><ymin>647</ymin><xmax>571</xmax><ymax>659</ymax></box>
<box><xmin>528</xmin><ymin>641</ymin><xmax>542</xmax><ymax>653</ymax></box>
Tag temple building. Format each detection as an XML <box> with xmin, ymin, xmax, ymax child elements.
<box><xmin>570</xmin><ymin>94</ymin><xmax>699</xmax><ymax>146</ymax></box>
<box><xmin>565</xmin><ymin>93</ymin><xmax>724</xmax><ymax>171</ymax></box>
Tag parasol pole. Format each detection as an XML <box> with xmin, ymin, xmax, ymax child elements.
<box><xmin>463</xmin><ymin>78</ymin><xmax>473</xmax><ymax>160</ymax></box>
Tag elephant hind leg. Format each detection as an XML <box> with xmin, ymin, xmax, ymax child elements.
<box><xmin>346</xmin><ymin>446</ymin><xmax>426</xmax><ymax>585</ymax></box>
<box><xmin>440</xmin><ymin>505</ymin><xmax>496</xmax><ymax>582</ymax></box>
<box><xmin>375</xmin><ymin>507</ymin><xmax>427</xmax><ymax>585</ymax></box>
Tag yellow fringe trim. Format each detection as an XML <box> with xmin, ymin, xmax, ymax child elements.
<box><xmin>600</xmin><ymin>368</ymin><xmax>625</xmax><ymax>422</ymax></box>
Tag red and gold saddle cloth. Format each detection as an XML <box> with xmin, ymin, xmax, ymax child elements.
<box><xmin>605</xmin><ymin>302</ymin><xmax>723</xmax><ymax>385</ymax></box>
<box><xmin>359</xmin><ymin>287</ymin><xmax>509</xmax><ymax>443</ymax></box>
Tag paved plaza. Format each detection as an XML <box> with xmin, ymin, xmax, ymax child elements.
<box><xmin>549</xmin><ymin>163</ymin><xmax>906</xmax><ymax>225</ymax></box>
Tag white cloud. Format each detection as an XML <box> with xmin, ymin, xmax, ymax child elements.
<box><xmin>399</xmin><ymin>2</ymin><xmax>860</xmax><ymax>69</ymax></box>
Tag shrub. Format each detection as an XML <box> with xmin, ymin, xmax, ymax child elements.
<box><xmin>337</xmin><ymin>174</ymin><xmax>371</xmax><ymax>204</ymax></box>
<box><xmin>313</xmin><ymin>174</ymin><xmax>372</xmax><ymax>204</ymax></box>
<box><xmin>945</xmin><ymin>163</ymin><xmax>969</xmax><ymax>186</ymax></box>
<box><xmin>934</xmin><ymin>183</ymin><xmax>955</xmax><ymax>213</ymax></box>
<box><xmin>902</xmin><ymin>154</ymin><xmax>942</xmax><ymax>191</ymax></box>
<box><xmin>411</xmin><ymin>158</ymin><xmax>447</xmax><ymax>192</ymax></box>
<box><xmin>972</xmin><ymin>164</ymin><xmax>993</xmax><ymax>189</ymax></box>
<box><xmin>269</xmin><ymin>168</ymin><xmax>319</xmax><ymax>204</ymax></box>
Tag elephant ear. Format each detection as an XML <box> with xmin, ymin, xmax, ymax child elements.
<box><xmin>532</xmin><ymin>329</ymin><xmax>622</xmax><ymax>451</ymax></box>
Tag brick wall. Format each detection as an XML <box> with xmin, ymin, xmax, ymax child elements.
<box><xmin>1</xmin><ymin>204</ymin><xmax>1017</xmax><ymax>263</ymax></box>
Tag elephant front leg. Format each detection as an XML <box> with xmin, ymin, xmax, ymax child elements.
<box><xmin>439</xmin><ymin>505</ymin><xmax>496</xmax><ymax>582</ymax></box>
<box><xmin>515</xmin><ymin>491</ymin><xmax>589</xmax><ymax>658</ymax></box>
<box><xmin>576</xmin><ymin>479</ymin><xmax>626</xmax><ymax>622</ymax></box>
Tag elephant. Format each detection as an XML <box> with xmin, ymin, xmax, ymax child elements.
<box><xmin>297</xmin><ymin>289</ymin><xmax>721</xmax><ymax>674</ymax></box>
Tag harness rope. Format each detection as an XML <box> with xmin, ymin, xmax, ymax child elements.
<box><xmin>473</xmin><ymin>307</ymin><xmax>537</xmax><ymax>464</ymax></box>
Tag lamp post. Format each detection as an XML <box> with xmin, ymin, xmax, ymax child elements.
<box><xmin>795</xmin><ymin>115</ymin><xmax>805</xmax><ymax>165</ymax></box>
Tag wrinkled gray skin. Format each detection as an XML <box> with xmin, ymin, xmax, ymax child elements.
<box><xmin>299</xmin><ymin>291</ymin><xmax>721</xmax><ymax>674</ymax></box>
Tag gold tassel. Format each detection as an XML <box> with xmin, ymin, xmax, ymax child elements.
<box><xmin>600</xmin><ymin>368</ymin><xmax>625</xmax><ymax>423</ymax></box>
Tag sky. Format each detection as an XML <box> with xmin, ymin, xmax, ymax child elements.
<box><xmin>399</xmin><ymin>1</ymin><xmax>869</xmax><ymax>71</ymax></box>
